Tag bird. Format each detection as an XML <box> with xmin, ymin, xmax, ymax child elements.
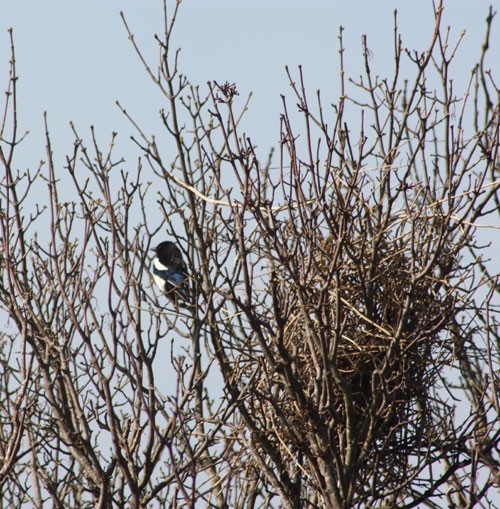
<box><xmin>152</xmin><ymin>240</ymin><xmax>190</xmax><ymax>307</ymax></box>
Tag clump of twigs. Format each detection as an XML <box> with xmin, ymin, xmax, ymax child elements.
<box><xmin>254</xmin><ymin>207</ymin><xmax>460</xmax><ymax>488</ymax></box>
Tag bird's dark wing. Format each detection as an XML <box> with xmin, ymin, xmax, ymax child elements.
<box><xmin>152</xmin><ymin>263</ymin><xmax>190</xmax><ymax>305</ymax></box>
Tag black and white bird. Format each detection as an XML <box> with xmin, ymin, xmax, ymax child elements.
<box><xmin>152</xmin><ymin>241</ymin><xmax>190</xmax><ymax>307</ymax></box>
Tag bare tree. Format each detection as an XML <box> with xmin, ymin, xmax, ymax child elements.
<box><xmin>1</xmin><ymin>1</ymin><xmax>498</xmax><ymax>507</ymax></box>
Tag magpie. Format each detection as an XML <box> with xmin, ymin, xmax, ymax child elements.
<box><xmin>152</xmin><ymin>241</ymin><xmax>190</xmax><ymax>307</ymax></box>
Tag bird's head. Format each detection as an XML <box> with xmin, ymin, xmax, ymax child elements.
<box><xmin>154</xmin><ymin>240</ymin><xmax>184</xmax><ymax>267</ymax></box>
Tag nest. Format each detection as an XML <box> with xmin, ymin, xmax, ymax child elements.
<box><xmin>252</xmin><ymin>231</ymin><xmax>456</xmax><ymax>487</ymax></box>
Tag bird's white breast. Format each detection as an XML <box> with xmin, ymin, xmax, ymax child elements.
<box><xmin>152</xmin><ymin>258</ymin><xmax>170</xmax><ymax>289</ymax></box>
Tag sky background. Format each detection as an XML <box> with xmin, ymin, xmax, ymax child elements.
<box><xmin>1</xmin><ymin>2</ymin><xmax>499</xmax><ymax>503</ymax></box>
<box><xmin>1</xmin><ymin>0</ymin><xmax>498</xmax><ymax>171</ymax></box>
<box><xmin>2</xmin><ymin>0</ymin><xmax>498</xmax><ymax>271</ymax></box>
<box><xmin>1</xmin><ymin>7</ymin><xmax>498</xmax><ymax>314</ymax></box>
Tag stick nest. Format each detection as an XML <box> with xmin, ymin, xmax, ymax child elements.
<box><xmin>252</xmin><ymin>230</ymin><xmax>457</xmax><ymax>483</ymax></box>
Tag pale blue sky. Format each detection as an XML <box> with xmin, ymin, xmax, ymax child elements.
<box><xmin>1</xmin><ymin>0</ymin><xmax>498</xmax><ymax>170</ymax></box>
<box><xmin>2</xmin><ymin>0</ymin><xmax>499</xmax><ymax>308</ymax></box>
<box><xmin>1</xmin><ymin>4</ymin><xmax>499</xmax><ymax>502</ymax></box>
<box><xmin>2</xmin><ymin>0</ymin><xmax>498</xmax><ymax>284</ymax></box>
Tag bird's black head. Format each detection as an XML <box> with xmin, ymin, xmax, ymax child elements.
<box><xmin>155</xmin><ymin>241</ymin><xmax>184</xmax><ymax>267</ymax></box>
